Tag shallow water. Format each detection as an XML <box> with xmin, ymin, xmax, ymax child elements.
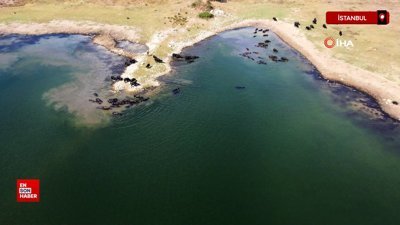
<box><xmin>1</xmin><ymin>28</ymin><xmax>400</xmax><ymax>225</ymax></box>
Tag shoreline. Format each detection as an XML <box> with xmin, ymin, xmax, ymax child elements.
<box><xmin>0</xmin><ymin>19</ymin><xmax>399</xmax><ymax>121</ymax></box>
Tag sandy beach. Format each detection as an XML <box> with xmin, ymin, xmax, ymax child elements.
<box><xmin>0</xmin><ymin>18</ymin><xmax>399</xmax><ymax>121</ymax></box>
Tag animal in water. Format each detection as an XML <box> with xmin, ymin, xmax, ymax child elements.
<box><xmin>112</xmin><ymin>112</ymin><xmax>123</xmax><ymax>116</ymax></box>
<box><xmin>339</xmin><ymin>31</ymin><xmax>343</xmax><ymax>36</ymax></box>
<box><xmin>264</xmin><ymin>40</ymin><xmax>271</xmax><ymax>43</ymax></box>
<box><xmin>273</xmin><ymin>17</ymin><xmax>277</xmax><ymax>21</ymax></box>
<box><xmin>246</xmin><ymin>48</ymin><xmax>250</xmax><ymax>51</ymax></box>
<box><xmin>313</xmin><ymin>18</ymin><xmax>317</xmax><ymax>24</ymax></box>
<box><xmin>172</xmin><ymin>88</ymin><xmax>181</xmax><ymax>94</ymax></box>
<box><xmin>253</xmin><ymin>35</ymin><xmax>256</xmax><ymax>38</ymax></box>
<box><xmin>235</xmin><ymin>86</ymin><xmax>246</xmax><ymax>89</ymax></box>
<box><xmin>273</xmin><ymin>48</ymin><xmax>278</xmax><ymax>53</ymax></box>
<box><xmin>124</xmin><ymin>59</ymin><xmax>137</xmax><ymax>66</ymax></box>
<box><xmin>280</xmin><ymin>57</ymin><xmax>289</xmax><ymax>62</ymax></box>
<box><xmin>269</xmin><ymin>55</ymin><xmax>279</xmax><ymax>62</ymax></box>
<box><xmin>257</xmin><ymin>60</ymin><xmax>267</xmax><ymax>65</ymax></box>
<box><xmin>153</xmin><ymin>55</ymin><xmax>164</xmax><ymax>63</ymax></box>
<box><xmin>323</xmin><ymin>24</ymin><xmax>327</xmax><ymax>29</ymax></box>
<box><xmin>93</xmin><ymin>93</ymin><xmax>98</xmax><ymax>97</ymax></box>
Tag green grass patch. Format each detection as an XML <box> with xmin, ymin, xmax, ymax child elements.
<box><xmin>198</xmin><ymin>11</ymin><xmax>214</xmax><ymax>19</ymax></box>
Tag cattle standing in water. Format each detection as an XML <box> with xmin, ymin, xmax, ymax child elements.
<box><xmin>172</xmin><ymin>88</ymin><xmax>180</xmax><ymax>95</ymax></box>
<box><xmin>273</xmin><ymin>48</ymin><xmax>278</xmax><ymax>53</ymax></box>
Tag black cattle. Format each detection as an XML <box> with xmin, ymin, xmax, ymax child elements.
<box><xmin>313</xmin><ymin>18</ymin><xmax>317</xmax><ymax>24</ymax></box>
<box><xmin>273</xmin><ymin>17</ymin><xmax>277</xmax><ymax>21</ymax></box>
<box><xmin>323</xmin><ymin>24</ymin><xmax>327</xmax><ymax>29</ymax></box>
<box><xmin>339</xmin><ymin>31</ymin><xmax>343</xmax><ymax>36</ymax></box>
<box><xmin>153</xmin><ymin>55</ymin><xmax>164</xmax><ymax>63</ymax></box>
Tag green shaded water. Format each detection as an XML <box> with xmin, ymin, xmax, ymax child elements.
<box><xmin>1</xmin><ymin>29</ymin><xmax>400</xmax><ymax>225</ymax></box>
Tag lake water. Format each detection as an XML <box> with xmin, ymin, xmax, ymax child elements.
<box><xmin>1</xmin><ymin>28</ymin><xmax>400</xmax><ymax>225</ymax></box>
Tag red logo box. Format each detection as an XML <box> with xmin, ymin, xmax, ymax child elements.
<box><xmin>326</xmin><ymin>10</ymin><xmax>390</xmax><ymax>25</ymax></box>
<box><xmin>16</xmin><ymin>179</ymin><xmax>40</xmax><ymax>202</ymax></box>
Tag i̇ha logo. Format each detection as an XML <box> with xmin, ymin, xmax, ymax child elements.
<box><xmin>324</xmin><ymin>37</ymin><xmax>354</xmax><ymax>49</ymax></box>
<box><xmin>16</xmin><ymin>179</ymin><xmax>40</xmax><ymax>202</ymax></box>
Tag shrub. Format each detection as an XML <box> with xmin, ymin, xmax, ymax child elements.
<box><xmin>198</xmin><ymin>11</ymin><xmax>214</xmax><ymax>19</ymax></box>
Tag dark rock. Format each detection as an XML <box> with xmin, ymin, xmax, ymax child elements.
<box><xmin>153</xmin><ymin>55</ymin><xmax>164</xmax><ymax>63</ymax></box>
